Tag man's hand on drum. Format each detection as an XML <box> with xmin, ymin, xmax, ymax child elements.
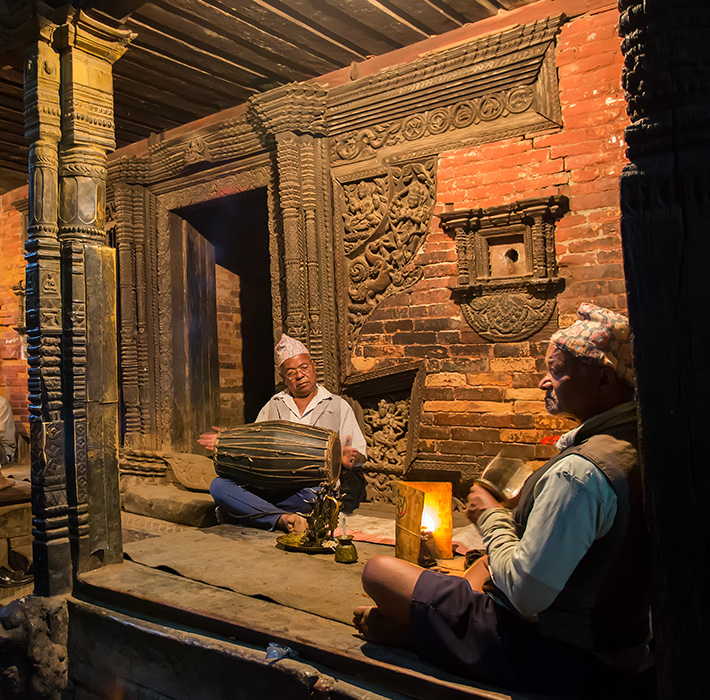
<box><xmin>341</xmin><ymin>435</ymin><xmax>362</xmax><ymax>470</ymax></box>
<box><xmin>198</xmin><ymin>426</ymin><xmax>225</xmax><ymax>451</ymax></box>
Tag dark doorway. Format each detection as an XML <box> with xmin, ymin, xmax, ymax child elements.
<box><xmin>177</xmin><ymin>188</ymin><xmax>275</xmax><ymax>424</ymax></box>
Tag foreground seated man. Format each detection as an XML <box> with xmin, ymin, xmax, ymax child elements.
<box><xmin>353</xmin><ymin>304</ymin><xmax>651</xmax><ymax>697</ymax></box>
<box><xmin>200</xmin><ymin>334</ymin><xmax>367</xmax><ymax>534</ymax></box>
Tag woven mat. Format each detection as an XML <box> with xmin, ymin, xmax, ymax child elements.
<box><xmin>124</xmin><ymin>526</ymin><xmax>394</xmax><ymax>624</ymax></box>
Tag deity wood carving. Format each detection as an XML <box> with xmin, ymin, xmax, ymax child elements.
<box><xmin>338</xmin><ymin>158</ymin><xmax>437</xmax><ymax>349</ymax></box>
<box><xmin>440</xmin><ymin>196</ymin><xmax>569</xmax><ymax>342</ymax></box>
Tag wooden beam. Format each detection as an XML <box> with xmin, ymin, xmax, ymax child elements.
<box><xmin>140</xmin><ymin>1</ymin><xmax>314</xmax><ymax>83</ymax></box>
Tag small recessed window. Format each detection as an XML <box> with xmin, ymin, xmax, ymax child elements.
<box><xmin>505</xmin><ymin>248</ymin><xmax>519</xmax><ymax>263</ymax></box>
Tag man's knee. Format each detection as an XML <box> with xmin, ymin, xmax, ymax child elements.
<box><xmin>362</xmin><ymin>555</ymin><xmax>392</xmax><ymax>592</ymax></box>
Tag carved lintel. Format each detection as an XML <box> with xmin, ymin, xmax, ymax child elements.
<box><xmin>327</xmin><ymin>16</ymin><xmax>564</xmax><ymax>163</ymax></box>
<box><xmin>441</xmin><ymin>196</ymin><xmax>568</xmax><ymax>341</ymax></box>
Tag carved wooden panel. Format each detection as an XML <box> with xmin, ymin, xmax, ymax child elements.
<box><xmin>334</xmin><ymin>158</ymin><xmax>437</xmax><ymax>358</ymax></box>
<box><xmin>343</xmin><ymin>362</ymin><xmax>425</xmax><ymax>505</ymax></box>
<box><xmin>440</xmin><ymin>196</ymin><xmax>569</xmax><ymax>341</ymax></box>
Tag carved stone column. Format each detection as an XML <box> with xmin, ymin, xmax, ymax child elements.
<box><xmin>619</xmin><ymin>0</ymin><xmax>710</xmax><ymax>694</ymax></box>
<box><xmin>249</xmin><ymin>85</ymin><xmax>340</xmax><ymax>387</ymax></box>
<box><xmin>24</xmin><ymin>20</ymin><xmax>67</xmax><ymax>596</ymax></box>
<box><xmin>53</xmin><ymin>11</ymin><xmax>132</xmax><ymax>582</ymax></box>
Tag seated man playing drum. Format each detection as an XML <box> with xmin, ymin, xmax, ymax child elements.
<box><xmin>199</xmin><ymin>334</ymin><xmax>367</xmax><ymax>534</ymax></box>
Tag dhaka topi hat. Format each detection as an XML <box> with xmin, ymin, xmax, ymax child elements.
<box><xmin>274</xmin><ymin>333</ymin><xmax>310</xmax><ymax>366</ymax></box>
<box><xmin>550</xmin><ymin>303</ymin><xmax>635</xmax><ymax>387</ymax></box>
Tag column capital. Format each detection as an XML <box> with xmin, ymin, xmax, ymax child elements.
<box><xmin>53</xmin><ymin>10</ymin><xmax>135</xmax><ymax>64</ymax></box>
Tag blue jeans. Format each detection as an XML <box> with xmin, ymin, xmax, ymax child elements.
<box><xmin>209</xmin><ymin>477</ymin><xmax>319</xmax><ymax>531</ymax></box>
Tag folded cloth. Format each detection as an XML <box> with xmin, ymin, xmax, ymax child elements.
<box><xmin>0</xmin><ymin>479</ymin><xmax>31</xmax><ymax>505</ymax></box>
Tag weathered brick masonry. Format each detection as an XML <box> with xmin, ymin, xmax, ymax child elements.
<box><xmin>215</xmin><ymin>264</ymin><xmax>244</xmax><ymax>427</ymax></box>
<box><xmin>352</xmin><ymin>7</ymin><xmax>630</xmax><ymax>474</ymax></box>
<box><xmin>0</xmin><ymin>187</ymin><xmax>29</xmax><ymax>433</ymax></box>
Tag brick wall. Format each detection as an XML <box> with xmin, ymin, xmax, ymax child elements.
<box><xmin>352</xmin><ymin>7</ymin><xmax>629</xmax><ymax>474</ymax></box>
<box><xmin>0</xmin><ymin>187</ymin><xmax>29</xmax><ymax>435</ymax></box>
<box><xmin>215</xmin><ymin>264</ymin><xmax>244</xmax><ymax>426</ymax></box>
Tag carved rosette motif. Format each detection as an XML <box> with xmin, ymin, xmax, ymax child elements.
<box><xmin>332</xmin><ymin>85</ymin><xmax>535</xmax><ymax>162</ymax></box>
<box><xmin>340</xmin><ymin>158</ymin><xmax>437</xmax><ymax>347</ymax></box>
<box><xmin>440</xmin><ymin>196</ymin><xmax>568</xmax><ymax>342</ymax></box>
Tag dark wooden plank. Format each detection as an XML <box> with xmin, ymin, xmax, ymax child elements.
<box><xmin>113</xmin><ymin>74</ymin><xmax>212</xmax><ymax>123</ymax></box>
<box><xmin>375</xmin><ymin>0</ymin><xmax>465</xmax><ymax>35</ymax></box>
<box><xmin>0</xmin><ymin>143</ymin><xmax>28</xmax><ymax>167</ymax></box>
<box><xmin>124</xmin><ymin>16</ymin><xmax>269</xmax><ymax>89</ymax></box>
<box><xmin>153</xmin><ymin>0</ymin><xmax>343</xmax><ymax>76</ymax></box>
<box><xmin>114</xmin><ymin>56</ymin><xmax>238</xmax><ymax>113</ymax></box>
<box><xmin>319</xmin><ymin>0</ymin><xmax>431</xmax><ymax>46</ymax></box>
<box><xmin>142</xmin><ymin>0</ymin><xmax>310</xmax><ymax>83</ymax></box>
<box><xmin>115</xmin><ymin>41</ymin><xmax>254</xmax><ymax>103</ymax></box>
<box><xmin>251</xmin><ymin>0</ymin><xmax>400</xmax><ymax>58</ymax></box>
<box><xmin>443</xmin><ymin>0</ymin><xmax>502</xmax><ymax>19</ymax></box>
<box><xmin>76</xmin><ymin>561</ymin><xmax>526</xmax><ymax>700</ymax></box>
<box><xmin>210</xmin><ymin>0</ymin><xmax>369</xmax><ymax>64</ymax></box>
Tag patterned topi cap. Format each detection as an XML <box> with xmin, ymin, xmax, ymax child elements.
<box><xmin>274</xmin><ymin>333</ymin><xmax>310</xmax><ymax>366</ymax></box>
<box><xmin>550</xmin><ymin>303</ymin><xmax>635</xmax><ymax>387</ymax></box>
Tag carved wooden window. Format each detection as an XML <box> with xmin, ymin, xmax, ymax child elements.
<box><xmin>439</xmin><ymin>196</ymin><xmax>568</xmax><ymax>341</ymax></box>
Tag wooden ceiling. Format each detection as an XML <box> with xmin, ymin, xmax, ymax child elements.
<box><xmin>0</xmin><ymin>0</ymin><xmax>537</xmax><ymax>195</ymax></box>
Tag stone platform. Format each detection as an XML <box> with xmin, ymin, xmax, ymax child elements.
<box><xmin>70</xmin><ymin>525</ymin><xmax>545</xmax><ymax>700</ymax></box>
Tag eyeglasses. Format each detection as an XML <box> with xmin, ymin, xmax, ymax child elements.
<box><xmin>283</xmin><ymin>363</ymin><xmax>312</xmax><ymax>380</ymax></box>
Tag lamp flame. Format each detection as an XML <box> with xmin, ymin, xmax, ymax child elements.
<box><xmin>421</xmin><ymin>511</ymin><xmax>436</xmax><ymax>533</ymax></box>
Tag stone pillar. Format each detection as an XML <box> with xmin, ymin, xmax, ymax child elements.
<box><xmin>23</xmin><ymin>10</ymin><xmax>133</xmax><ymax>594</ymax></box>
<box><xmin>618</xmin><ymin>0</ymin><xmax>710</xmax><ymax>695</ymax></box>
<box><xmin>54</xmin><ymin>12</ymin><xmax>133</xmax><ymax>577</ymax></box>
<box><xmin>249</xmin><ymin>85</ymin><xmax>340</xmax><ymax>389</ymax></box>
<box><xmin>24</xmin><ymin>19</ymin><xmax>68</xmax><ymax>596</ymax></box>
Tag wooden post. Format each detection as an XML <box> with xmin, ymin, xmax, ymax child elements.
<box><xmin>24</xmin><ymin>10</ymin><xmax>134</xmax><ymax>594</ymax></box>
<box><xmin>618</xmin><ymin>0</ymin><xmax>710</xmax><ymax>696</ymax></box>
<box><xmin>24</xmin><ymin>19</ymin><xmax>69</xmax><ymax>597</ymax></box>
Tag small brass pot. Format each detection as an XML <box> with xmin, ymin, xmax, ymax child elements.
<box><xmin>334</xmin><ymin>535</ymin><xmax>358</xmax><ymax>564</ymax></box>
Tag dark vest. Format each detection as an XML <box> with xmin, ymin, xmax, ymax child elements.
<box><xmin>510</xmin><ymin>415</ymin><xmax>651</xmax><ymax>652</ymax></box>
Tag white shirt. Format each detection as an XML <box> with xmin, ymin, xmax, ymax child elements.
<box><xmin>255</xmin><ymin>384</ymin><xmax>367</xmax><ymax>457</ymax></box>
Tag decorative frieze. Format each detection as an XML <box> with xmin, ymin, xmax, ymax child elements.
<box><xmin>440</xmin><ymin>196</ymin><xmax>569</xmax><ymax>341</ymax></box>
<box><xmin>327</xmin><ymin>16</ymin><xmax>563</xmax><ymax>164</ymax></box>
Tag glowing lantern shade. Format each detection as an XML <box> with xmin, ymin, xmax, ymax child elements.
<box><xmin>395</xmin><ymin>481</ymin><xmax>453</xmax><ymax>564</ymax></box>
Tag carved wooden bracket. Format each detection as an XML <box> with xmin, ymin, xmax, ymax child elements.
<box><xmin>342</xmin><ymin>362</ymin><xmax>425</xmax><ymax>504</ymax></box>
<box><xmin>439</xmin><ymin>195</ymin><xmax>569</xmax><ymax>341</ymax></box>
<box><xmin>334</xmin><ymin>157</ymin><xmax>437</xmax><ymax>354</ymax></box>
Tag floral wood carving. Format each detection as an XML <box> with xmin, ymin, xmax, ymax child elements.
<box><xmin>340</xmin><ymin>158</ymin><xmax>436</xmax><ymax>347</ymax></box>
<box><xmin>440</xmin><ymin>196</ymin><xmax>569</xmax><ymax>341</ymax></box>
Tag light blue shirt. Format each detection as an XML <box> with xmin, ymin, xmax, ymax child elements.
<box><xmin>476</xmin><ymin>404</ymin><xmax>634</xmax><ymax>619</ymax></box>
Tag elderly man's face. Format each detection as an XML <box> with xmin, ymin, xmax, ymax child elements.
<box><xmin>539</xmin><ymin>344</ymin><xmax>600</xmax><ymax>422</ymax></box>
<box><xmin>280</xmin><ymin>353</ymin><xmax>317</xmax><ymax>399</ymax></box>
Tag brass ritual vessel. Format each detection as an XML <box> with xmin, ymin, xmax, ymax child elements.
<box><xmin>334</xmin><ymin>535</ymin><xmax>358</xmax><ymax>564</ymax></box>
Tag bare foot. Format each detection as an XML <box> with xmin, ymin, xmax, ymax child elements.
<box><xmin>352</xmin><ymin>606</ymin><xmax>410</xmax><ymax>647</ymax></box>
<box><xmin>277</xmin><ymin>513</ymin><xmax>308</xmax><ymax>534</ymax></box>
<box><xmin>0</xmin><ymin>473</ymin><xmax>15</xmax><ymax>490</ymax></box>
